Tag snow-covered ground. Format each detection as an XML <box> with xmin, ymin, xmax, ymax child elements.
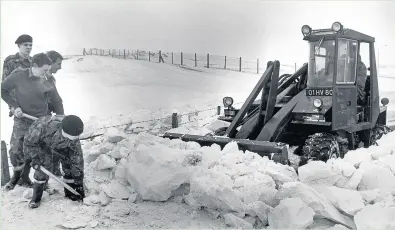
<box><xmin>1</xmin><ymin>56</ymin><xmax>395</xmax><ymax>229</ymax></box>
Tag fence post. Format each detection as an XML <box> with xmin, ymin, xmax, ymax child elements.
<box><xmin>172</xmin><ymin>113</ymin><xmax>179</xmax><ymax>128</ymax></box>
<box><xmin>224</xmin><ymin>56</ymin><xmax>227</xmax><ymax>69</ymax></box>
<box><xmin>137</xmin><ymin>50</ymin><xmax>139</xmax><ymax>60</ymax></box>
<box><xmin>195</xmin><ymin>53</ymin><xmax>197</xmax><ymax>67</ymax></box>
<box><xmin>207</xmin><ymin>54</ymin><xmax>210</xmax><ymax>68</ymax></box>
<box><xmin>83</xmin><ymin>48</ymin><xmax>85</xmax><ymax>55</ymax></box>
<box><xmin>1</xmin><ymin>141</ymin><xmax>10</xmax><ymax>186</ymax></box>
<box><xmin>181</xmin><ymin>52</ymin><xmax>183</xmax><ymax>65</ymax></box>
<box><xmin>124</xmin><ymin>49</ymin><xmax>126</xmax><ymax>59</ymax></box>
<box><xmin>149</xmin><ymin>51</ymin><xmax>151</xmax><ymax>61</ymax></box>
<box><xmin>257</xmin><ymin>59</ymin><xmax>259</xmax><ymax>74</ymax></box>
<box><xmin>217</xmin><ymin>106</ymin><xmax>221</xmax><ymax>115</ymax></box>
<box><xmin>108</xmin><ymin>49</ymin><xmax>110</xmax><ymax>56</ymax></box>
<box><xmin>239</xmin><ymin>57</ymin><xmax>242</xmax><ymax>72</ymax></box>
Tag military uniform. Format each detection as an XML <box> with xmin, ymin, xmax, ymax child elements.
<box><xmin>1</xmin><ymin>68</ymin><xmax>63</xmax><ymax>189</ymax></box>
<box><xmin>2</xmin><ymin>53</ymin><xmax>32</xmax><ymax>80</ymax></box>
<box><xmin>23</xmin><ymin>115</ymin><xmax>85</xmax><ymax>208</ymax></box>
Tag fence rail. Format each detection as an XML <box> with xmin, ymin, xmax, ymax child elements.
<box><xmin>83</xmin><ymin>48</ymin><xmax>299</xmax><ymax>74</ymax></box>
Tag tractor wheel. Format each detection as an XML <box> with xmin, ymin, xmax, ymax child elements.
<box><xmin>299</xmin><ymin>133</ymin><xmax>346</xmax><ymax>166</ymax></box>
<box><xmin>369</xmin><ymin>125</ymin><xmax>393</xmax><ymax>146</ymax></box>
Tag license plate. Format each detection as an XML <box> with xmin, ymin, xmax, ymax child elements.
<box><xmin>306</xmin><ymin>88</ymin><xmax>333</xmax><ymax>96</ymax></box>
<box><xmin>229</xmin><ymin>111</ymin><xmax>236</xmax><ymax>116</ymax></box>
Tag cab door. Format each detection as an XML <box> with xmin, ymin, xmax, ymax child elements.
<box><xmin>332</xmin><ymin>38</ymin><xmax>358</xmax><ymax>130</ymax></box>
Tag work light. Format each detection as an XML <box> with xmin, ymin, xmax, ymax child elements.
<box><xmin>223</xmin><ymin>97</ymin><xmax>234</xmax><ymax>107</ymax></box>
<box><xmin>332</xmin><ymin>22</ymin><xmax>343</xmax><ymax>33</ymax></box>
<box><xmin>301</xmin><ymin>25</ymin><xmax>312</xmax><ymax>36</ymax></box>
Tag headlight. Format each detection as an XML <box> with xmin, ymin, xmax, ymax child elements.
<box><xmin>332</xmin><ymin>22</ymin><xmax>343</xmax><ymax>32</ymax></box>
<box><xmin>223</xmin><ymin>97</ymin><xmax>234</xmax><ymax>107</ymax></box>
<box><xmin>313</xmin><ymin>98</ymin><xmax>323</xmax><ymax>109</ymax></box>
<box><xmin>301</xmin><ymin>25</ymin><xmax>312</xmax><ymax>36</ymax></box>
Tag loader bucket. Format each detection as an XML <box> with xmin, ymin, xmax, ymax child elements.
<box><xmin>161</xmin><ymin>132</ymin><xmax>289</xmax><ymax>165</ymax></box>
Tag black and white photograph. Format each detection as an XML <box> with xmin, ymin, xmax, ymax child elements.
<box><xmin>1</xmin><ymin>0</ymin><xmax>395</xmax><ymax>229</ymax></box>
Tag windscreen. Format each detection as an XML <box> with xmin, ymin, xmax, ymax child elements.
<box><xmin>307</xmin><ymin>40</ymin><xmax>336</xmax><ymax>87</ymax></box>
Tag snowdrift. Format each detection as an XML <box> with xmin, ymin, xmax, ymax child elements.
<box><xmin>78</xmin><ymin>114</ymin><xmax>395</xmax><ymax>230</ymax></box>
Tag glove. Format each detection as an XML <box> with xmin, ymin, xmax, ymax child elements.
<box><xmin>12</xmin><ymin>107</ymin><xmax>23</xmax><ymax>118</ymax></box>
<box><xmin>64</xmin><ymin>177</ymin><xmax>85</xmax><ymax>202</ymax></box>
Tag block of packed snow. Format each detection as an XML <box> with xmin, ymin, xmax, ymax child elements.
<box><xmin>204</xmin><ymin>119</ymin><xmax>230</xmax><ymax>132</ymax></box>
<box><xmin>314</xmin><ymin>186</ymin><xmax>365</xmax><ymax>216</ymax></box>
<box><xmin>100</xmin><ymin>181</ymin><xmax>130</xmax><ymax>199</ymax></box>
<box><xmin>306</xmin><ymin>218</ymin><xmax>338</xmax><ymax>229</ymax></box>
<box><xmin>223</xmin><ymin>213</ymin><xmax>253</xmax><ymax>229</ymax></box>
<box><xmin>245</xmin><ymin>201</ymin><xmax>273</xmax><ymax>225</ymax></box>
<box><xmin>199</xmin><ymin>144</ymin><xmax>222</xmax><ymax>168</ymax></box>
<box><xmin>275</xmin><ymin>182</ymin><xmax>356</xmax><ymax>229</ymax></box>
<box><xmin>377</xmin><ymin>154</ymin><xmax>395</xmax><ymax>175</ymax></box>
<box><xmin>96</xmin><ymin>154</ymin><xmax>116</xmax><ymax>170</ymax></box>
<box><xmin>354</xmin><ymin>203</ymin><xmax>395</xmax><ymax>230</ymax></box>
<box><xmin>342</xmin><ymin>168</ymin><xmax>364</xmax><ymax>190</ymax></box>
<box><xmin>189</xmin><ymin>167</ymin><xmax>244</xmax><ymax>214</ymax></box>
<box><xmin>113</xmin><ymin>164</ymin><xmax>127</xmax><ymax>181</ymax></box>
<box><xmin>256</xmin><ymin>158</ymin><xmax>298</xmax><ymax>188</ymax></box>
<box><xmin>258</xmin><ymin>188</ymin><xmax>278</xmax><ymax>207</ymax></box>
<box><xmin>327</xmin><ymin>159</ymin><xmax>357</xmax><ymax>187</ymax></box>
<box><xmin>239</xmin><ymin>172</ymin><xmax>277</xmax><ymax>205</ymax></box>
<box><xmin>358</xmin><ymin>161</ymin><xmax>395</xmax><ymax>192</ymax></box>
<box><xmin>125</xmin><ymin>160</ymin><xmax>190</xmax><ymax>202</ymax></box>
<box><xmin>99</xmin><ymin>142</ymin><xmax>115</xmax><ymax>154</ymax></box>
<box><xmin>268</xmin><ymin>197</ymin><xmax>315</xmax><ymax>229</ymax></box>
<box><xmin>105</xmin><ymin>127</ymin><xmax>125</xmax><ymax>143</ymax></box>
<box><xmin>98</xmin><ymin>191</ymin><xmax>111</xmax><ymax>206</ymax></box>
<box><xmin>343</xmin><ymin>148</ymin><xmax>372</xmax><ymax>167</ymax></box>
<box><xmin>359</xmin><ymin>189</ymin><xmax>393</xmax><ymax>205</ymax></box>
<box><xmin>298</xmin><ymin>161</ymin><xmax>341</xmax><ymax>186</ymax></box>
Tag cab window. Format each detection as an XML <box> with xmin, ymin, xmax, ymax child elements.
<box><xmin>336</xmin><ymin>39</ymin><xmax>358</xmax><ymax>84</ymax></box>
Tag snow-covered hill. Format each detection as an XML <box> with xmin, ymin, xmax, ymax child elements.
<box><xmin>1</xmin><ymin>56</ymin><xmax>395</xmax><ymax>230</ymax></box>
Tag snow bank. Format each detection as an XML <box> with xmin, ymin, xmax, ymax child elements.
<box><xmin>79</xmin><ymin>113</ymin><xmax>395</xmax><ymax>229</ymax></box>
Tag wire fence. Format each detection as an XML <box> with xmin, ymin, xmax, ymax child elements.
<box><xmin>4</xmin><ymin>101</ymin><xmax>246</xmax><ymax>169</ymax></box>
<box><xmin>83</xmin><ymin>48</ymin><xmax>299</xmax><ymax>74</ymax></box>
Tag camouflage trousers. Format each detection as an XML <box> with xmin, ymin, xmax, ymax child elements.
<box><xmin>9</xmin><ymin>117</ymin><xmax>34</xmax><ymax>168</ymax></box>
<box><xmin>31</xmin><ymin>147</ymin><xmax>84</xmax><ymax>184</ymax></box>
<box><xmin>9</xmin><ymin>117</ymin><xmax>61</xmax><ymax>175</ymax></box>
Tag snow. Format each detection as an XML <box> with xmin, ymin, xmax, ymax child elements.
<box><xmin>1</xmin><ymin>56</ymin><xmax>395</xmax><ymax>229</ymax></box>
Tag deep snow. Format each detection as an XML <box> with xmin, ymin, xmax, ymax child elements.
<box><xmin>1</xmin><ymin>56</ymin><xmax>395</xmax><ymax>230</ymax></box>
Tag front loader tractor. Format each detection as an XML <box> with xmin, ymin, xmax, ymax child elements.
<box><xmin>163</xmin><ymin>22</ymin><xmax>392</xmax><ymax>166</ymax></box>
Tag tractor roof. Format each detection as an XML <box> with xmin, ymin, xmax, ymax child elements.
<box><xmin>303</xmin><ymin>28</ymin><xmax>375</xmax><ymax>43</ymax></box>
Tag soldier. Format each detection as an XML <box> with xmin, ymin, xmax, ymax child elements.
<box><xmin>2</xmin><ymin>34</ymin><xmax>33</xmax><ymax>80</ymax></box>
<box><xmin>24</xmin><ymin>115</ymin><xmax>85</xmax><ymax>209</ymax></box>
<box><xmin>45</xmin><ymin>50</ymin><xmax>66</xmax><ymax>177</ymax></box>
<box><xmin>1</xmin><ymin>53</ymin><xmax>63</xmax><ymax>190</ymax></box>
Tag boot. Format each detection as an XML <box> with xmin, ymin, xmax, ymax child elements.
<box><xmin>4</xmin><ymin>170</ymin><xmax>22</xmax><ymax>191</ymax></box>
<box><xmin>17</xmin><ymin>161</ymin><xmax>33</xmax><ymax>188</ymax></box>
<box><xmin>28</xmin><ymin>182</ymin><xmax>45</xmax><ymax>209</ymax></box>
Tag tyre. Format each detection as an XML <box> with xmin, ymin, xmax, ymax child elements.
<box><xmin>299</xmin><ymin>133</ymin><xmax>345</xmax><ymax>166</ymax></box>
<box><xmin>369</xmin><ymin>125</ymin><xmax>393</xmax><ymax>146</ymax></box>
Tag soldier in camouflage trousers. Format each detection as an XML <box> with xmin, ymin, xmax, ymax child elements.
<box><xmin>23</xmin><ymin>115</ymin><xmax>85</xmax><ymax>209</ymax></box>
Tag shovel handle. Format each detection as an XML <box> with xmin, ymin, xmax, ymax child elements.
<box><xmin>22</xmin><ymin>113</ymin><xmax>38</xmax><ymax>121</ymax></box>
<box><xmin>39</xmin><ymin>166</ymin><xmax>81</xmax><ymax>197</ymax></box>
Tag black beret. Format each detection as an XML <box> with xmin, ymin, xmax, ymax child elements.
<box><xmin>15</xmin><ymin>34</ymin><xmax>33</xmax><ymax>44</ymax></box>
<box><xmin>62</xmin><ymin>115</ymin><xmax>84</xmax><ymax>136</ymax></box>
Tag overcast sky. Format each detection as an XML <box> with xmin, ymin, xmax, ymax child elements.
<box><xmin>1</xmin><ymin>0</ymin><xmax>394</xmax><ymax>66</ymax></box>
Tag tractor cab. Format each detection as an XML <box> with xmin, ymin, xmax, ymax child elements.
<box><xmin>301</xmin><ymin>22</ymin><xmax>387</xmax><ymax>132</ymax></box>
